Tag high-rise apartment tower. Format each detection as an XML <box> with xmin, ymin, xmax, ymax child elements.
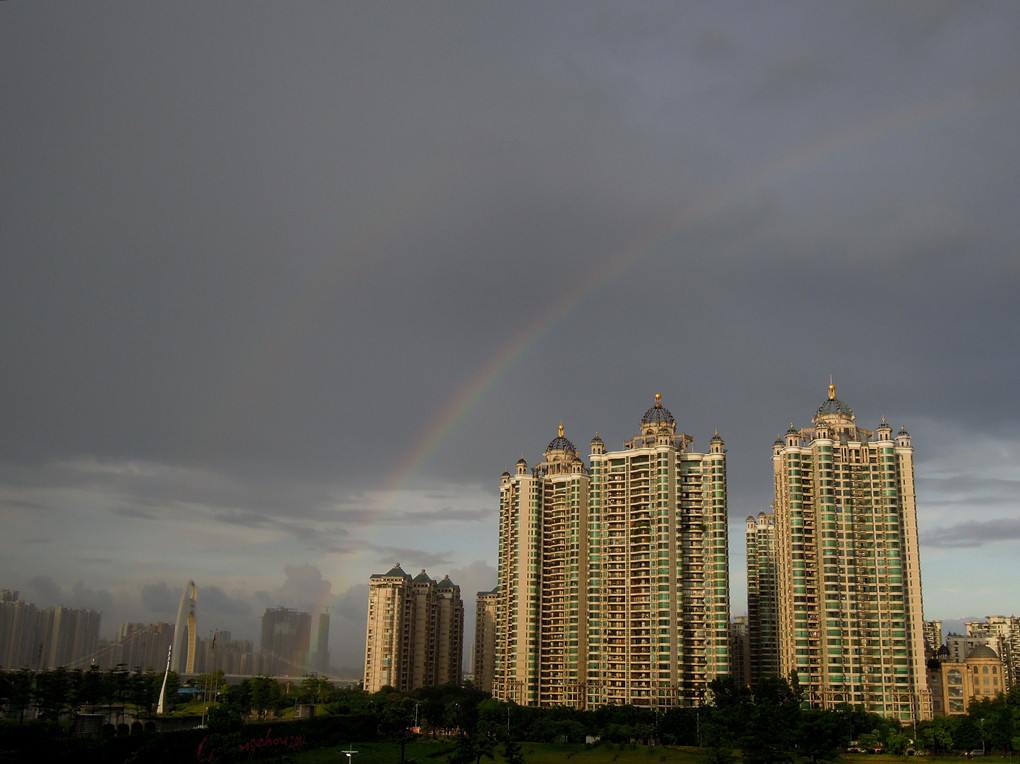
<box><xmin>260</xmin><ymin>607</ymin><xmax>312</xmax><ymax>676</ymax></box>
<box><xmin>474</xmin><ymin>588</ymin><xmax>498</xmax><ymax>694</ymax></box>
<box><xmin>745</xmin><ymin>509</ymin><xmax>781</xmax><ymax>685</ymax></box>
<box><xmin>494</xmin><ymin>396</ymin><xmax>729</xmax><ymax>709</ymax></box>
<box><xmin>771</xmin><ymin>384</ymin><xmax>930</xmax><ymax>721</ymax></box>
<box><xmin>363</xmin><ymin>564</ymin><xmax>464</xmax><ymax>693</ymax></box>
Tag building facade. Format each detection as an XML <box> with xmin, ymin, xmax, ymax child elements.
<box><xmin>260</xmin><ymin>607</ymin><xmax>312</xmax><ymax>676</ymax></box>
<box><xmin>771</xmin><ymin>384</ymin><xmax>930</xmax><ymax>722</ymax></box>
<box><xmin>0</xmin><ymin>591</ymin><xmax>100</xmax><ymax>670</ymax></box>
<box><xmin>363</xmin><ymin>564</ymin><xmax>464</xmax><ymax>693</ymax></box>
<box><xmin>964</xmin><ymin>616</ymin><xmax>1018</xmax><ymax>690</ymax></box>
<box><xmin>729</xmin><ymin>616</ymin><xmax>752</xmax><ymax>688</ymax></box>
<box><xmin>923</xmin><ymin>620</ymin><xmax>944</xmax><ymax>652</ymax></box>
<box><xmin>745</xmin><ymin>509</ymin><xmax>781</xmax><ymax>686</ymax></box>
<box><xmin>115</xmin><ymin>622</ymin><xmax>174</xmax><ymax>672</ymax></box>
<box><xmin>474</xmin><ymin>588</ymin><xmax>498</xmax><ymax>694</ymax></box>
<box><xmin>435</xmin><ymin>576</ymin><xmax>465</xmax><ymax>687</ymax></box>
<box><xmin>493</xmin><ymin>396</ymin><xmax>729</xmax><ymax>709</ymax></box>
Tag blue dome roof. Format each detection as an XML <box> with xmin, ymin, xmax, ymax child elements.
<box><xmin>641</xmin><ymin>394</ymin><xmax>675</xmax><ymax>426</ymax></box>
<box><xmin>816</xmin><ymin>382</ymin><xmax>854</xmax><ymax>419</ymax></box>
<box><xmin>546</xmin><ymin>425</ymin><xmax>577</xmax><ymax>453</ymax></box>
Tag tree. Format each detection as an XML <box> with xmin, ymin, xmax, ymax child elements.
<box><xmin>195</xmin><ymin>670</ymin><xmax>227</xmax><ymax>703</ymax></box>
<box><xmin>471</xmin><ymin>723</ymin><xmax>499</xmax><ymax>764</ymax></box>
<box><xmin>917</xmin><ymin>716</ymin><xmax>953</xmax><ymax>755</ymax></box>
<box><xmin>249</xmin><ymin>676</ymin><xmax>283</xmax><ymax>719</ymax></box>
<box><xmin>503</xmin><ymin>736</ymin><xmax>525</xmax><ymax>764</ymax></box>
<box><xmin>449</xmin><ymin>733</ymin><xmax>478</xmax><ymax>764</ymax></box>
<box><xmin>221</xmin><ymin>678</ymin><xmax>253</xmax><ymax>716</ymax></box>
<box><xmin>103</xmin><ymin>665</ymin><xmax>130</xmax><ymax>717</ymax></box>
<box><xmin>660</xmin><ymin>706</ymin><xmax>699</xmax><ymax>746</ymax></box>
<box><xmin>705</xmin><ymin>675</ymin><xmax>752</xmax><ymax>749</ymax></box>
<box><xmin>128</xmin><ymin>669</ymin><xmax>161</xmax><ymax>715</ymax></box>
<box><xmin>296</xmin><ymin>673</ymin><xmax>336</xmax><ymax>705</ymax></box>
<box><xmin>79</xmin><ymin>665</ymin><xmax>104</xmax><ymax>711</ymax></box>
<box><xmin>34</xmin><ymin>667</ymin><xmax>70</xmax><ymax>720</ymax></box>
<box><xmin>3</xmin><ymin>669</ymin><xmax>34</xmax><ymax>722</ymax></box>
<box><xmin>796</xmin><ymin>710</ymin><xmax>841</xmax><ymax>764</ymax></box>
<box><xmin>882</xmin><ymin>727</ymin><xmax>912</xmax><ymax>756</ymax></box>
<box><xmin>741</xmin><ymin>674</ymin><xmax>802</xmax><ymax>764</ymax></box>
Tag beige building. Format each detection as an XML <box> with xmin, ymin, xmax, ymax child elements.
<box><xmin>493</xmin><ymin>396</ymin><xmax>730</xmax><ymax>709</ymax></box>
<box><xmin>964</xmin><ymin>616</ymin><xmax>1018</xmax><ymax>689</ymax></box>
<box><xmin>729</xmin><ymin>616</ymin><xmax>752</xmax><ymax>688</ymax></box>
<box><xmin>928</xmin><ymin>645</ymin><xmax>1005</xmax><ymax>716</ymax></box>
<box><xmin>363</xmin><ymin>564</ymin><xmax>463</xmax><ymax>693</ymax></box>
<box><xmin>746</xmin><ymin>509</ymin><xmax>781</xmax><ymax>685</ymax></box>
<box><xmin>923</xmin><ymin>620</ymin><xmax>943</xmax><ymax>652</ymax></box>
<box><xmin>474</xmin><ymin>588</ymin><xmax>498</xmax><ymax>693</ymax></box>
<box><xmin>495</xmin><ymin>423</ymin><xmax>590</xmax><ymax>707</ymax></box>
<box><xmin>771</xmin><ymin>384</ymin><xmax>930</xmax><ymax>722</ymax></box>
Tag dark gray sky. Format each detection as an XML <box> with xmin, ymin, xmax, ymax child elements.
<box><xmin>3</xmin><ymin>2</ymin><xmax>1019</xmax><ymax>675</ymax></box>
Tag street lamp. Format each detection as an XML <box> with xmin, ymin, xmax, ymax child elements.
<box><xmin>341</xmin><ymin>748</ymin><xmax>359</xmax><ymax>764</ymax></box>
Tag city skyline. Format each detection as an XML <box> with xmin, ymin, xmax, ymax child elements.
<box><xmin>2</xmin><ymin>3</ymin><xmax>1020</xmax><ymax>676</ymax></box>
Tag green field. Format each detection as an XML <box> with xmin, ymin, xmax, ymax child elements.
<box><xmin>284</xmin><ymin>740</ymin><xmax>982</xmax><ymax>764</ymax></box>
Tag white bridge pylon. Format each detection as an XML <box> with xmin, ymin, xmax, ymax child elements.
<box><xmin>171</xmin><ymin>580</ymin><xmax>197</xmax><ymax>675</ymax></box>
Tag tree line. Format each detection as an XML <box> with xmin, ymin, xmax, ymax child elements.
<box><xmin>5</xmin><ymin>668</ymin><xmax>1020</xmax><ymax>762</ymax></box>
<box><xmin>0</xmin><ymin>665</ymin><xmax>180</xmax><ymax>723</ymax></box>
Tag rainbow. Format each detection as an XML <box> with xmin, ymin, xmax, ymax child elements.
<box><xmin>211</xmin><ymin>75</ymin><xmax>1018</xmax><ymax>547</ymax></box>
<box><xmin>375</xmin><ymin>77</ymin><xmax>1017</xmax><ymax>511</ymax></box>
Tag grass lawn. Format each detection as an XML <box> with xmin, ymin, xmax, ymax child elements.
<box><xmin>286</xmin><ymin>740</ymin><xmax>983</xmax><ymax>764</ymax></box>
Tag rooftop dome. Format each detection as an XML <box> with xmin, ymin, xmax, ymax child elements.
<box><xmin>438</xmin><ymin>575</ymin><xmax>456</xmax><ymax>589</ymax></box>
<box><xmin>641</xmin><ymin>393</ymin><xmax>675</xmax><ymax>426</ymax></box>
<box><xmin>372</xmin><ymin>563</ymin><xmax>410</xmax><ymax>580</ymax></box>
<box><xmin>816</xmin><ymin>382</ymin><xmax>855</xmax><ymax>420</ymax></box>
<box><xmin>590</xmin><ymin>432</ymin><xmax>604</xmax><ymax>446</ymax></box>
<box><xmin>967</xmin><ymin>645</ymin><xmax>999</xmax><ymax>660</ymax></box>
<box><xmin>546</xmin><ymin>424</ymin><xmax>577</xmax><ymax>453</ymax></box>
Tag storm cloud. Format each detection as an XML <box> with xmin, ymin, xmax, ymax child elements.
<box><xmin>2</xmin><ymin>2</ymin><xmax>1019</xmax><ymax>670</ymax></box>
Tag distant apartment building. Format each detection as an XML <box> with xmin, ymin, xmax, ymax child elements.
<box><xmin>771</xmin><ymin>384</ymin><xmax>929</xmax><ymax>722</ymax></box>
<box><xmin>923</xmin><ymin>620</ymin><xmax>944</xmax><ymax>652</ymax></box>
<box><xmin>964</xmin><ymin>616</ymin><xmax>1018</xmax><ymax>689</ymax></box>
<box><xmin>946</xmin><ymin>632</ymin><xmax>1001</xmax><ymax>664</ymax></box>
<box><xmin>114</xmin><ymin>622</ymin><xmax>174</xmax><ymax>671</ymax></box>
<box><xmin>729</xmin><ymin>616</ymin><xmax>752</xmax><ymax>688</ymax></box>
<box><xmin>745</xmin><ymin>509</ymin><xmax>781</xmax><ymax>685</ymax></box>
<box><xmin>474</xmin><ymin>587</ymin><xmax>498</xmax><ymax>694</ymax></box>
<box><xmin>363</xmin><ymin>564</ymin><xmax>464</xmax><ymax>693</ymax></box>
<box><xmin>260</xmin><ymin>607</ymin><xmax>312</xmax><ymax>676</ymax></box>
<box><xmin>0</xmin><ymin>590</ymin><xmax>100</xmax><ymax>670</ymax></box>
<box><xmin>494</xmin><ymin>396</ymin><xmax>730</xmax><ymax>709</ymax></box>
<box><xmin>311</xmin><ymin>613</ymin><xmax>331</xmax><ymax>675</ymax></box>
<box><xmin>193</xmin><ymin>631</ymin><xmax>258</xmax><ymax>675</ymax></box>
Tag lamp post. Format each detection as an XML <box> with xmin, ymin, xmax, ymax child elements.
<box><xmin>341</xmin><ymin>748</ymin><xmax>359</xmax><ymax>764</ymax></box>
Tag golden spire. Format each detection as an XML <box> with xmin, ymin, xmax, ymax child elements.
<box><xmin>828</xmin><ymin>376</ymin><xmax>836</xmax><ymax>400</ymax></box>
<box><xmin>558</xmin><ymin>424</ymin><xmax>564</xmax><ymax>438</ymax></box>
<box><xmin>654</xmin><ymin>392</ymin><xmax>662</xmax><ymax>407</ymax></box>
